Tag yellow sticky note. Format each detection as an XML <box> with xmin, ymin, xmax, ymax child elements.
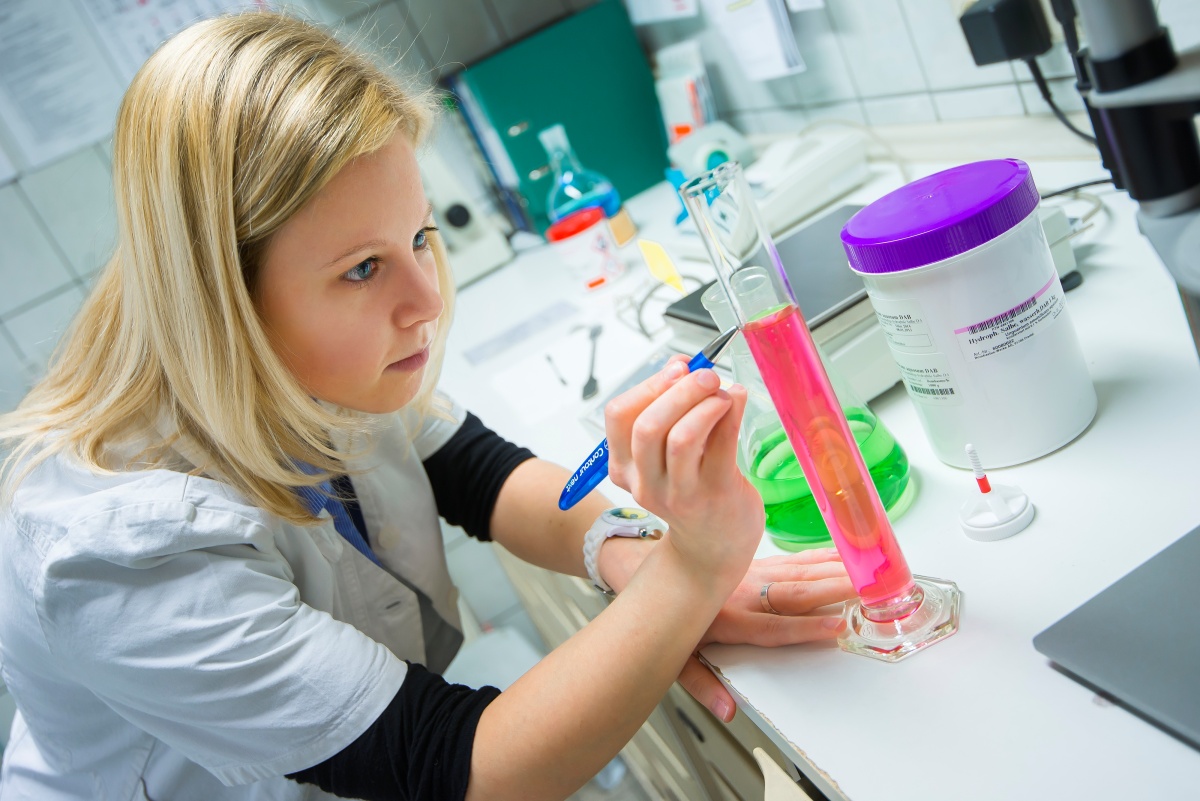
<box><xmin>637</xmin><ymin>239</ymin><xmax>686</xmax><ymax>294</ymax></box>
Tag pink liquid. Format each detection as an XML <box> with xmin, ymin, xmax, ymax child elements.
<box><xmin>743</xmin><ymin>304</ymin><xmax>916</xmax><ymax>610</ymax></box>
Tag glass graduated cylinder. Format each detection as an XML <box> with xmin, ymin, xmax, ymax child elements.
<box><xmin>742</xmin><ymin>303</ymin><xmax>916</xmax><ymax>610</ymax></box>
<box><xmin>700</xmin><ymin>281</ymin><xmax>914</xmax><ymax>553</ymax></box>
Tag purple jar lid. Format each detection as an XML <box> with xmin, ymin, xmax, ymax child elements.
<box><xmin>841</xmin><ymin>159</ymin><xmax>1039</xmax><ymax>275</ymax></box>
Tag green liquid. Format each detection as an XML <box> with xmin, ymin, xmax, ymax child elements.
<box><xmin>745</xmin><ymin>408</ymin><xmax>914</xmax><ymax>552</ymax></box>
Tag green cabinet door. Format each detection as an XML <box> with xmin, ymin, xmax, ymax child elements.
<box><xmin>455</xmin><ymin>0</ymin><xmax>669</xmax><ymax>233</ymax></box>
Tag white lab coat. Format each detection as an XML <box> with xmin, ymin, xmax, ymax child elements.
<box><xmin>0</xmin><ymin>396</ymin><xmax>467</xmax><ymax>800</ymax></box>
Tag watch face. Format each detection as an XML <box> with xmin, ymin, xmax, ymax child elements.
<box><xmin>605</xmin><ymin>507</ymin><xmax>650</xmax><ymax>523</ymax></box>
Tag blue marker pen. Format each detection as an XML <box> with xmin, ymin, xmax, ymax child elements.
<box><xmin>558</xmin><ymin>327</ymin><xmax>739</xmax><ymax>511</ymax></box>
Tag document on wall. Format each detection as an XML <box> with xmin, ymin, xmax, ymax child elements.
<box><xmin>75</xmin><ymin>0</ymin><xmax>271</xmax><ymax>82</ymax></box>
<box><xmin>700</xmin><ymin>0</ymin><xmax>806</xmax><ymax>81</ymax></box>
<box><xmin>0</xmin><ymin>0</ymin><xmax>125</xmax><ymax>169</ymax></box>
<box><xmin>0</xmin><ymin>144</ymin><xmax>15</xmax><ymax>186</ymax></box>
<box><xmin>786</xmin><ymin>0</ymin><xmax>824</xmax><ymax>10</ymax></box>
<box><xmin>626</xmin><ymin>0</ymin><xmax>698</xmax><ymax>25</ymax></box>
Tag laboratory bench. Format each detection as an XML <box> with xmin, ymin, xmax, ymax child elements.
<box><xmin>437</xmin><ymin>153</ymin><xmax>1200</xmax><ymax>800</ymax></box>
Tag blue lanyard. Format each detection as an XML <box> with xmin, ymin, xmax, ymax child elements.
<box><xmin>296</xmin><ymin>478</ymin><xmax>382</xmax><ymax>567</ymax></box>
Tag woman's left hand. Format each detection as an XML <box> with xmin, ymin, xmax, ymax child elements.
<box><xmin>675</xmin><ymin>548</ymin><xmax>855</xmax><ymax>723</ymax></box>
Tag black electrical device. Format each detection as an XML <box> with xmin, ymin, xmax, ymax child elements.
<box><xmin>960</xmin><ymin>0</ymin><xmax>1052</xmax><ymax>66</ymax></box>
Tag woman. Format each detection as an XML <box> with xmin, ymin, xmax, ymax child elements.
<box><xmin>0</xmin><ymin>11</ymin><xmax>853</xmax><ymax>801</ymax></box>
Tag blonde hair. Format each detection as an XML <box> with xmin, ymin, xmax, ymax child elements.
<box><xmin>0</xmin><ymin>11</ymin><xmax>455</xmax><ymax>523</ymax></box>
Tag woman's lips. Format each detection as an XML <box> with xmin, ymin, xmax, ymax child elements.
<box><xmin>387</xmin><ymin>346</ymin><xmax>430</xmax><ymax>372</ymax></box>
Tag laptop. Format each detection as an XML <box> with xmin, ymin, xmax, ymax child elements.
<box><xmin>1032</xmin><ymin>524</ymin><xmax>1200</xmax><ymax>751</ymax></box>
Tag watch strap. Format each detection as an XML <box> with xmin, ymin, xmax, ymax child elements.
<box><xmin>583</xmin><ymin>508</ymin><xmax>665</xmax><ymax>594</ymax></box>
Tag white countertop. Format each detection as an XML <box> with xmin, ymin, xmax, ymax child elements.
<box><xmin>439</xmin><ymin>157</ymin><xmax>1200</xmax><ymax>801</ymax></box>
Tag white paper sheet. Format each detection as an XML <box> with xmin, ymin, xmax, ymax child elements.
<box><xmin>786</xmin><ymin>0</ymin><xmax>824</xmax><ymax>11</ymax></box>
<box><xmin>489</xmin><ymin>320</ymin><xmax>651</xmax><ymax>427</ymax></box>
<box><xmin>0</xmin><ymin>144</ymin><xmax>15</xmax><ymax>187</ymax></box>
<box><xmin>626</xmin><ymin>0</ymin><xmax>699</xmax><ymax>25</ymax></box>
<box><xmin>0</xmin><ymin>0</ymin><xmax>124</xmax><ymax>168</ymax></box>
<box><xmin>700</xmin><ymin>0</ymin><xmax>806</xmax><ymax>81</ymax></box>
<box><xmin>75</xmin><ymin>0</ymin><xmax>270</xmax><ymax>82</ymax></box>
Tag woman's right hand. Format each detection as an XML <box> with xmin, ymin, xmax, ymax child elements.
<box><xmin>603</xmin><ymin>356</ymin><xmax>765</xmax><ymax>587</ymax></box>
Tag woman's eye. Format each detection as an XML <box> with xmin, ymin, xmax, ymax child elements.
<box><xmin>343</xmin><ymin>258</ymin><xmax>378</xmax><ymax>283</ymax></box>
<box><xmin>414</xmin><ymin>226</ymin><xmax>437</xmax><ymax>251</ymax></box>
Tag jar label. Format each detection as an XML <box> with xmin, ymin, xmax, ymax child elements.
<box><xmin>954</xmin><ymin>276</ymin><xmax>1064</xmax><ymax>362</ymax></box>
<box><xmin>892</xmin><ymin>352</ymin><xmax>962</xmax><ymax>405</ymax></box>
<box><xmin>867</xmin><ymin>296</ymin><xmax>935</xmax><ymax>353</ymax></box>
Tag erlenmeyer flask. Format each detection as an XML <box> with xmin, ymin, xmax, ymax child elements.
<box><xmin>701</xmin><ymin>284</ymin><xmax>915</xmax><ymax>553</ymax></box>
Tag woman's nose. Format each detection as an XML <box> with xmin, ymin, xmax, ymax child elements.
<box><xmin>394</xmin><ymin>255</ymin><xmax>443</xmax><ymax>328</ymax></box>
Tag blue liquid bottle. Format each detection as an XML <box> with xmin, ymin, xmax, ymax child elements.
<box><xmin>538</xmin><ymin>124</ymin><xmax>620</xmax><ymax>222</ymax></box>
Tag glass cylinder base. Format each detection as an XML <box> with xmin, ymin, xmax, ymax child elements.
<box><xmin>838</xmin><ymin>576</ymin><xmax>961</xmax><ymax>663</ymax></box>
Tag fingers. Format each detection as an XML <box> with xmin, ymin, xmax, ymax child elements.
<box><xmin>620</xmin><ymin>368</ymin><xmax>728</xmax><ymax>494</ymax></box>
<box><xmin>756</xmin><ymin>548</ymin><xmax>843</xmax><ymax>567</ymax></box>
<box><xmin>603</xmin><ymin>357</ymin><xmax>691</xmax><ymax>489</ymax></box>
<box><xmin>745</xmin><ymin>551</ymin><xmax>851</xmax><ymax>595</ymax></box>
<box><xmin>774</xmin><ymin>561</ymin><xmax>851</xmax><ymax>583</ymax></box>
<box><xmin>700</xmin><ymin>383</ymin><xmax>747</xmax><ymax>481</ymax></box>
<box><xmin>659</xmin><ymin>387</ymin><xmax>732</xmax><ymax>490</ymax></box>
<box><xmin>764</xmin><ymin>576</ymin><xmax>856</xmax><ymax>615</ymax></box>
<box><xmin>678</xmin><ymin>655</ymin><xmax>735</xmax><ymax>723</ymax></box>
<box><xmin>746</xmin><ymin>611</ymin><xmax>846</xmax><ymax>647</ymax></box>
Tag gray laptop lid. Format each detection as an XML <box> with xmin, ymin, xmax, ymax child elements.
<box><xmin>1033</xmin><ymin>525</ymin><xmax>1200</xmax><ymax>751</ymax></box>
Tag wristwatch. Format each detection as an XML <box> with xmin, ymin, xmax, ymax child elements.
<box><xmin>583</xmin><ymin>507</ymin><xmax>666</xmax><ymax>595</ymax></box>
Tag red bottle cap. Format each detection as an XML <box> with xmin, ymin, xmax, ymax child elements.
<box><xmin>545</xmin><ymin>206</ymin><xmax>606</xmax><ymax>242</ymax></box>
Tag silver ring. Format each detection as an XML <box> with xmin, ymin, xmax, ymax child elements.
<box><xmin>760</xmin><ymin>582</ymin><xmax>781</xmax><ymax>615</ymax></box>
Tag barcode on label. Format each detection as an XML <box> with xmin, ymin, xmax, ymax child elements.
<box><xmin>968</xmin><ymin>296</ymin><xmax>1038</xmax><ymax>335</ymax></box>
<box><xmin>910</xmin><ymin>386</ymin><xmax>956</xmax><ymax>396</ymax></box>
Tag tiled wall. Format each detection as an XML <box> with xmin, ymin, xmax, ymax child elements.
<box><xmin>637</xmin><ymin>0</ymin><xmax>1200</xmax><ymax>135</ymax></box>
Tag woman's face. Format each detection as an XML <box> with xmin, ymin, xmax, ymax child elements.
<box><xmin>257</xmin><ymin>133</ymin><xmax>443</xmax><ymax>414</ymax></box>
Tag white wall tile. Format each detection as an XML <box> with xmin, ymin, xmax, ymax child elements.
<box><xmin>0</xmin><ymin>332</ymin><xmax>30</xmax><ymax>414</ymax></box>
<box><xmin>487</xmin><ymin>0</ymin><xmax>568</xmax><ymax>41</ymax></box>
<box><xmin>19</xmin><ymin>149</ymin><xmax>116</xmax><ymax>279</ymax></box>
<box><xmin>1159</xmin><ymin>0</ymin><xmax>1200</xmax><ymax>52</ymax></box>
<box><xmin>3</xmin><ymin>287</ymin><xmax>86</xmax><ymax>378</ymax></box>
<box><xmin>785</xmin><ymin>6</ymin><xmax>859</xmax><ymax>105</ymax></box>
<box><xmin>445</xmin><ymin>537</ymin><xmax>522</xmax><ymax>622</ymax></box>
<box><xmin>863</xmin><ymin>93</ymin><xmax>938</xmax><ymax>126</ymax></box>
<box><xmin>404</xmin><ymin>0</ymin><xmax>505</xmax><ymax>74</ymax></box>
<box><xmin>804</xmin><ymin>100</ymin><xmax>866</xmax><ymax>125</ymax></box>
<box><xmin>1012</xmin><ymin>41</ymin><xmax>1077</xmax><ymax>83</ymax></box>
<box><xmin>933</xmin><ymin>84</ymin><xmax>1027</xmax><ymax>121</ymax></box>
<box><xmin>284</xmin><ymin>0</ymin><xmax>389</xmax><ymax>25</ymax></box>
<box><xmin>747</xmin><ymin>106</ymin><xmax>811</xmax><ymax>136</ymax></box>
<box><xmin>694</xmin><ymin>27</ymin><xmax>803</xmax><ymax>114</ymax></box>
<box><xmin>898</xmin><ymin>0</ymin><xmax>1018</xmax><ymax>91</ymax></box>
<box><xmin>335</xmin><ymin>1</ymin><xmax>432</xmax><ymax>81</ymax></box>
<box><xmin>0</xmin><ymin>187</ymin><xmax>77</xmax><ymax>317</ymax></box>
<box><xmin>1017</xmin><ymin>76</ymin><xmax>1086</xmax><ymax>116</ymax></box>
<box><xmin>825</xmin><ymin>0</ymin><xmax>927</xmax><ymax>98</ymax></box>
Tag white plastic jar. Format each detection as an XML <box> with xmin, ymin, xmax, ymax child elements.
<box><xmin>840</xmin><ymin>159</ymin><xmax>1096</xmax><ymax>468</ymax></box>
